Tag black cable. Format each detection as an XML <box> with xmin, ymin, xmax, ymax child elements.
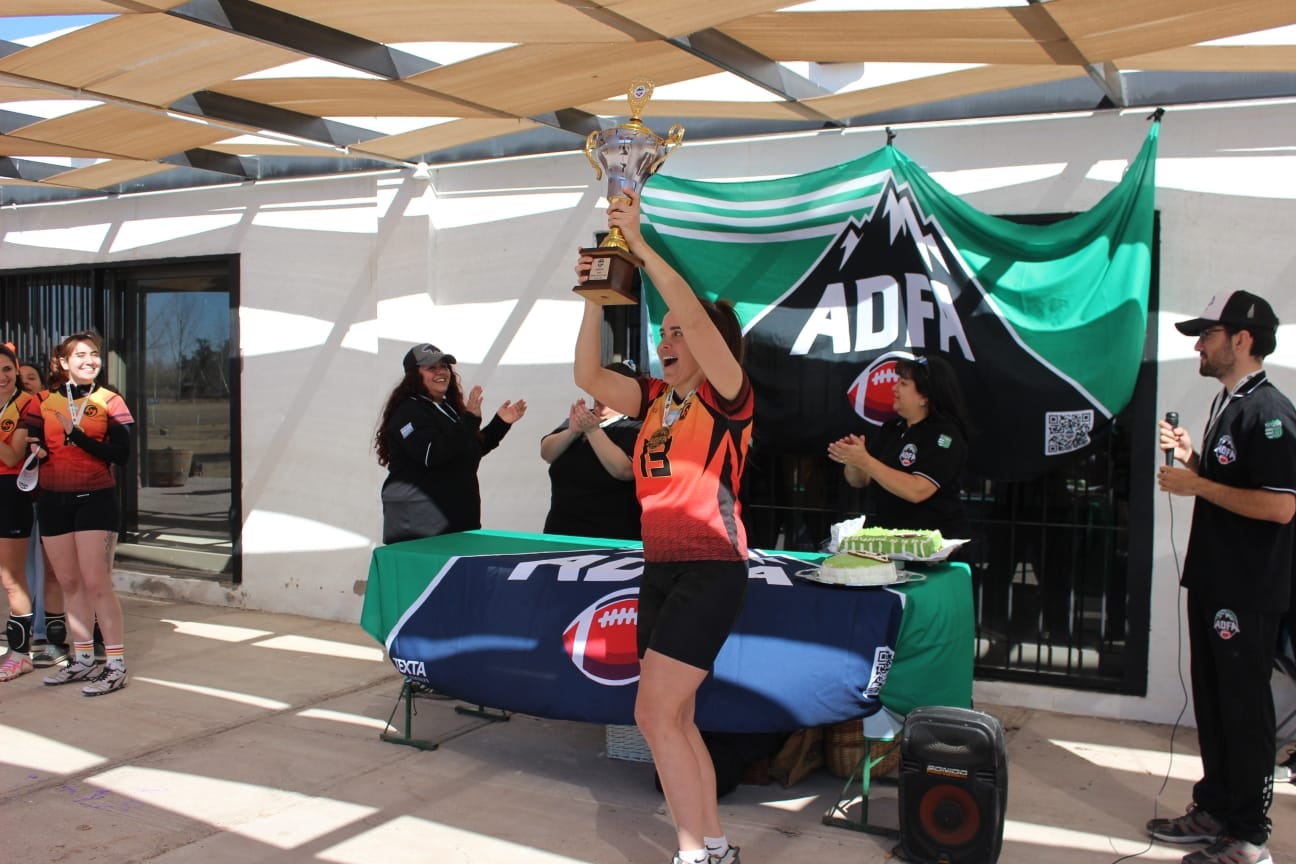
<box><xmin>1108</xmin><ymin>493</ymin><xmax>1191</xmax><ymax>864</ymax></box>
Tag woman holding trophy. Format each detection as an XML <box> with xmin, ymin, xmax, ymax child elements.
<box><xmin>575</xmin><ymin>188</ymin><xmax>752</xmax><ymax>864</ymax></box>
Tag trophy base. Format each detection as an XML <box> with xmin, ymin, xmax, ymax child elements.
<box><xmin>574</xmin><ymin>246</ymin><xmax>642</xmax><ymax>306</ymax></box>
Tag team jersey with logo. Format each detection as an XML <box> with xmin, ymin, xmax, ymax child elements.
<box><xmin>632</xmin><ymin>374</ymin><xmax>754</xmax><ymax>562</ymax></box>
<box><xmin>1183</xmin><ymin>372</ymin><xmax>1296</xmax><ymax>609</ymax></box>
<box><xmin>0</xmin><ymin>390</ymin><xmax>36</xmax><ymax>477</ymax></box>
<box><xmin>22</xmin><ymin>385</ymin><xmax>134</xmax><ymax>492</ymax></box>
<box><xmin>866</xmin><ymin>415</ymin><xmax>970</xmax><ymax>538</ymax></box>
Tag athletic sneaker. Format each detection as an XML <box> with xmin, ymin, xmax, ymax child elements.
<box><xmin>81</xmin><ymin>664</ymin><xmax>127</xmax><ymax>697</ymax></box>
<box><xmin>43</xmin><ymin>660</ymin><xmax>101</xmax><ymax>686</ymax></box>
<box><xmin>1181</xmin><ymin>836</ymin><xmax>1272</xmax><ymax>864</ymax></box>
<box><xmin>31</xmin><ymin>643</ymin><xmax>69</xmax><ymax>669</ymax></box>
<box><xmin>0</xmin><ymin>652</ymin><xmax>33</xmax><ymax>682</ymax></box>
<box><xmin>1147</xmin><ymin>805</ymin><xmax>1224</xmax><ymax>844</ymax></box>
<box><xmin>710</xmin><ymin>846</ymin><xmax>741</xmax><ymax>864</ymax></box>
<box><xmin>670</xmin><ymin>855</ymin><xmax>708</xmax><ymax>864</ymax></box>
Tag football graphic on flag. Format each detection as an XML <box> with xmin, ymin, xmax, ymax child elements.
<box><xmin>563</xmin><ymin>587</ymin><xmax>641</xmax><ymax>685</ymax></box>
<box><xmin>849</xmin><ymin>352</ymin><xmax>913</xmax><ymax>426</ymax></box>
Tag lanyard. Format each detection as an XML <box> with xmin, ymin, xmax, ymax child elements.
<box><xmin>662</xmin><ymin>387</ymin><xmax>695</xmax><ymax>428</ymax></box>
<box><xmin>65</xmin><ymin>381</ymin><xmax>92</xmax><ymax>430</ymax></box>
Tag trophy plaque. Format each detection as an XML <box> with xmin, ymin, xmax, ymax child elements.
<box><xmin>574</xmin><ymin>79</ymin><xmax>685</xmax><ymax>305</ymax></box>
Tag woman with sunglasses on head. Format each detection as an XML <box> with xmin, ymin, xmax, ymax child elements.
<box><xmin>0</xmin><ymin>343</ymin><xmax>38</xmax><ymax>681</ymax></box>
<box><xmin>21</xmin><ymin>331</ymin><xmax>134</xmax><ymax>696</ymax></box>
<box><xmin>575</xmin><ymin>187</ymin><xmax>753</xmax><ymax>864</ymax></box>
<box><xmin>827</xmin><ymin>354</ymin><xmax>972</xmax><ymax>541</ymax></box>
<box><xmin>375</xmin><ymin>344</ymin><xmax>527</xmax><ymax>544</ymax></box>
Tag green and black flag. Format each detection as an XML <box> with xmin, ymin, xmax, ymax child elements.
<box><xmin>639</xmin><ymin>126</ymin><xmax>1158</xmax><ymax>481</ymax></box>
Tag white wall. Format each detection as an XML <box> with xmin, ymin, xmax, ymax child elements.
<box><xmin>2</xmin><ymin>100</ymin><xmax>1294</xmax><ymax>724</ymax></box>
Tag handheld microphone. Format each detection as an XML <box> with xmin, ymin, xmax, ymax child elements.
<box><xmin>1163</xmin><ymin>411</ymin><xmax>1179</xmax><ymax>466</ymax></box>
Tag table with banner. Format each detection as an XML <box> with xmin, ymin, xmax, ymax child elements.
<box><xmin>360</xmin><ymin>530</ymin><xmax>973</xmax><ymax>734</ymax></box>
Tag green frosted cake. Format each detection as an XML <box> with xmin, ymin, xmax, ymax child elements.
<box><xmin>840</xmin><ymin>527</ymin><xmax>943</xmax><ymax>558</ymax></box>
<box><xmin>817</xmin><ymin>551</ymin><xmax>900</xmax><ymax>586</ymax></box>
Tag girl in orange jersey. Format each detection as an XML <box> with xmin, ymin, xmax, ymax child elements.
<box><xmin>22</xmin><ymin>331</ymin><xmax>134</xmax><ymax>696</ymax></box>
<box><xmin>575</xmin><ymin>188</ymin><xmax>752</xmax><ymax>864</ymax></box>
<box><xmin>0</xmin><ymin>344</ymin><xmax>38</xmax><ymax>681</ymax></box>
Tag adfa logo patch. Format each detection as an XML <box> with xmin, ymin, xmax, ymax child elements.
<box><xmin>740</xmin><ymin>175</ymin><xmax>1105</xmax><ymax>481</ymax></box>
<box><xmin>1213</xmin><ymin>609</ymin><xmax>1240</xmax><ymax>641</ymax></box>
<box><xmin>1214</xmin><ymin>434</ymin><xmax>1237</xmax><ymax>466</ymax></box>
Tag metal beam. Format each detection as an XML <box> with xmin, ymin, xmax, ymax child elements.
<box><xmin>670</xmin><ymin>30</ymin><xmax>840</xmax><ymax>126</ymax></box>
<box><xmin>167</xmin><ymin>0</ymin><xmax>438</xmax><ymax>79</ymax></box>
<box><xmin>0</xmin><ymin>157</ymin><xmax>68</xmax><ymax>182</ymax></box>
<box><xmin>170</xmin><ymin>91</ymin><xmax>375</xmax><ymax>150</ymax></box>
<box><xmin>1085</xmin><ymin>62</ymin><xmax>1128</xmax><ymax>108</ymax></box>
<box><xmin>161</xmin><ymin>149</ymin><xmax>258</xmax><ymax>180</ymax></box>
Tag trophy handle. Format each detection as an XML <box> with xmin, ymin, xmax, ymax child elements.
<box><xmin>646</xmin><ymin>124</ymin><xmax>686</xmax><ymax>176</ymax></box>
<box><xmin>584</xmin><ymin>131</ymin><xmax>604</xmax><ymax>181</ymax></box>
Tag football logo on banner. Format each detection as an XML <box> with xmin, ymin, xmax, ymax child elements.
<box><xmin>563</xmin><ymin>587</ymin><xmax>641</xmax><ymax>685</ymax></box>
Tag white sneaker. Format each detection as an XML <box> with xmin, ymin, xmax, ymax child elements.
<box><xmin>81</xmin><ymin>664</ymin><xmax>127</xmax><ymax>697</ymax></box>
<box><xmin>43</xmin><ymin>660</ymin><xmax>100</xmax><ymax>686</ymax></box>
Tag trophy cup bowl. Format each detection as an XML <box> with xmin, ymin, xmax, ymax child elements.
<box><xmin>575</xmin><ymin>81</ymin><xmax>684</xmax><ymax>306</ymax></box>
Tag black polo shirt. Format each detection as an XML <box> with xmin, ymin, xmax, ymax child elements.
<box><xmin>866</xmin><ymin>415</ymin><xmax>970</xmax><ymax>538</ymax></box>
<box><xmin>1182</xmin><ymin>371</ymin><xmax>1296</xmax><ymax>610</ymax></box>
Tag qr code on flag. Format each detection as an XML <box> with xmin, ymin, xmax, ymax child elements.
<box><xmin>1045</xmin><ymin>410</ymin><xmax>1094</xmax><ymax>455</ymax></box>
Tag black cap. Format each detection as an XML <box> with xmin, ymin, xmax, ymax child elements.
<box><xmin>403</xmin><ymin>343</ymin><xmax>457</xmax><ymax>373</ymax></box>
<box><xmin>1176</xmin><ymin>290</ymin><xmax>1279</xmax><ymax>336</ymax></box>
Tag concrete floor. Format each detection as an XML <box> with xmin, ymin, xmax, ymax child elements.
<box><xmin>1</xmin><ymin>594</ymin><xmax>1293</xmax><ymax>864</ymax></box>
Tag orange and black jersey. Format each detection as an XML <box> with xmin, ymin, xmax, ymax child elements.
<box><xmin>0</xmin><ymin>390</ymin><xmax>36</xmax><ymax>477</ymax></box>
<box><xmin>632</xmin><ymin>374</ymin><xmax>754</xmax><ymax>562</ymax></box>
<box><xmin>21</xmin><ymin>384</ymin><xmax>134</xmax><ymax>492</ymax></box>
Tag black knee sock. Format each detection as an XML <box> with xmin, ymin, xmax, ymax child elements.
<box><xmin>45</xmin><ymin>612</ymin><xmax>68</xmax><ymax>649</ymax></box>
<box><xmin>6</xmin><ymin>613</ymin><xmax>33</xmax><ymax>655</ymax></box>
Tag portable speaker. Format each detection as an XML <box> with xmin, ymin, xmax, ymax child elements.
<box><xmin>897</xmin><ymin>706</ymin><xmax>1008</xmax><ymax>864</ymax></box>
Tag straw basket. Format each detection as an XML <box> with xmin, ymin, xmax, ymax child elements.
<box><xmin>606</xmin><ymin>724</ymin><xmax>653</xmax><ymax>763</ymax></box>
<box><xmin>823</xmin><ymin>720</ymin><xmax>901</xmax><ymax>779</ymax></box>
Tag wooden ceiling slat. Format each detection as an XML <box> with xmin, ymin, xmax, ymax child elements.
<box><xmin>406</xmin><ymin>43</ymin><xmax>715</xmax><ymax>117</ymax></box>
<box><xmin>46</xmin><ymin>158</ymin><xmax>175</xmax><ymax>190</ymax></box>
<box><xmin>358</xmin><ymin>118</ymin><xmax>540</xmax><ymax>160</ymax></box>
<box><xmin>210</xmin><ymin>79</ymin><xmax>493</xmax><ymax>118</ymax></box>
<box><xmin>591</xmin><ymin>0</ymin><xmax>794</xmax><ymax>40</ymax></box>
<box><xmin>1120</xmin><ymin>45</ymin><xmax>1296</xmax><ymax>72</ymax></box>
<box><xmin>0</xmin><ymin>15</ymin><xmax>301</xmax><ymax>105</ymax></box>
<box><xmin>718</xmin><ymin>9</ymin><xmax>1065</xmax><ymax>65</ymax></box>
<box><xmin>1046</xmin><ymin>0</ymin><xmax>1296</xmax><ymax>62</ymax></box>
<box><xmin>0</xmin><ymin>137</ymin><xmax>111</xmax><ymax>158</ymax></box>
<box><xmin>577</xmin><ymin>99</ymin><xmax>808</xmax><ymax>121</ymax></box>
<box><xmin>805</xmin><ymin>65</ymin><xmax>1086</xmax><ymax>122</ymax></box>
<box><xmin>252</xmin><ymin>0</ymin><xmax>637</xmax><ymax>44</ymax></box>
<box><xmin>12</xmin><ymin>105</ymin><xmax>232</xmax><ymax>159</ymax></box>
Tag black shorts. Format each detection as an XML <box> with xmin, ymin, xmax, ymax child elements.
<box><xmin>637</xmin><ymin>559</ymin><xmax>749</xmax><ymax>670</ymax></box>
<box><xmin>38</xmin><ymin>488</ymin><xmax>119</xmax><ymax>537</ymax></box>
<box><xmin>0</xmin><ymin>474</ymin><xmax>34</xmax><ymax>538</ymax></box>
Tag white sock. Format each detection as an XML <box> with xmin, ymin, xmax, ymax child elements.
<box><xmin>704</xmin><ymin>835</ymin><xmax>729</xmax><ymax>853</ymax></box>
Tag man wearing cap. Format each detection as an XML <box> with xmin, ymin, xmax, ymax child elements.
<box><xmin>1151</xmin><ymin>290</ymin><xmax>1296</xmax><ymax>864</ymax></box>
<box><xmin>374</xmin><ymin>344</ymin><xmax>527</xmax><ymax>544</ymax></box>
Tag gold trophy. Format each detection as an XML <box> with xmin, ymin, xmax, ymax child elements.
<box><xmin>574</xmin><ymin>79</ymin><xmax>685</xmax><ymax>305</ymax></box>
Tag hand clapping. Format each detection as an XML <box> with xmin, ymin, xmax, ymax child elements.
<box><xmin>497</xmin><ymin>399</ymin><xmax>527</xmax><ymax>425</ymax></box>
<box><xmin>569</xmin><ymin>399</ymin><xmax>598</xmax><ymax>434</ymax></box>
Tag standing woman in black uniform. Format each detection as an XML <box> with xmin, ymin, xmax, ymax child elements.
<box><xmin>0</xmin><ymin>344</ymin><xmax>37</xmax><ymax>681</ymax></box>
<box><xmin>827</xmin><ymin>354</ymin><xmax>971</xmax><ymax>540</ymax></box>
<box><xmin>375</xmin><ymin>344</ymin><xmax>527</xmax><ymax>543</ymax></box>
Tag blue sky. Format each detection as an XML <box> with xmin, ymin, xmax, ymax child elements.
<box><xmin>0</xmin><ymin>15</ymin><xmax>113</xmax><ymax>43</ymax></box>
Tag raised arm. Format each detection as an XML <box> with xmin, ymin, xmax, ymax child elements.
<box><xmin>573</xmin><ymin>264</ymin><xmax>644</xmax><ymax>418</ymax></box>
<box><xmin>609</xmin><ymin>189</ymin><xmax>744</xmax><ymax>401</ymax></box>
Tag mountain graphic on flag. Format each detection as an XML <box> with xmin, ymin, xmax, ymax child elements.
<box><xmin>638</xmin><ymin>128</ymin><xmax>1157</xmax><ymax>480</ymax></box>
